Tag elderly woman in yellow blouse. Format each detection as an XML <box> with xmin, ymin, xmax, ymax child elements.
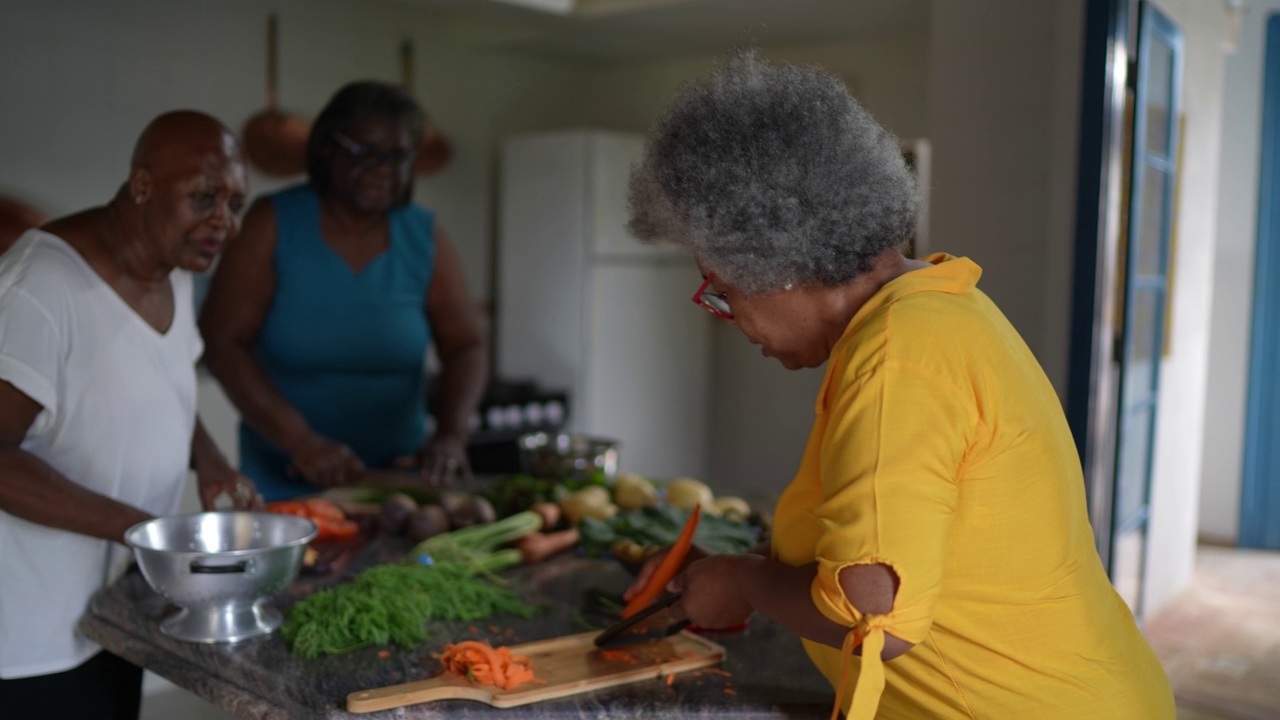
<box><xmin>624</xmin><ymin>51</ymin><xmax>1174</xmax><ymax>719</ymax></box>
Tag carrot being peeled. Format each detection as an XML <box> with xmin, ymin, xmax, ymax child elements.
<box><xmin>621</xmin><ymin>504</ymin><xmax>701</xmax><ymax>619</ymax></box>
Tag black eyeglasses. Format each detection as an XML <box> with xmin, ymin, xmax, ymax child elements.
<box><xmin>330</xmin><ymin>131</ymin><xmax>416</xmax><ymax>171</ymax></box>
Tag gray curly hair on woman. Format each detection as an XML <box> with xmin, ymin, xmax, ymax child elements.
<box><xmin>628</xmin><ymin>50</ymin><xmax>920</xmax><ymax>295</ymax></box>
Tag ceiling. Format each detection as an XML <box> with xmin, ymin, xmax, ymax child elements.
<box><xmin>380</xmin><ymin>0</ymin><xmax>930</xmax><ymax>61</ymax></box>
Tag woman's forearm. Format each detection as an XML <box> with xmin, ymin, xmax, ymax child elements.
<box><xmin>0</xmin><ymin>449</ymin><xmax>151</xmax><ymax>543</ymax></box>
<box><xmin>736</xmin><ymin>557</ymin><xmax>852</xmax><ymax>648</ymax></box>
<box><xmin>190</xmin><ymin>417</ymin><xmax>231</xmax><ymax>473</ymax></box>
<box><xmin>202</xmin><ymin>341</ymin><xmax>314</xmax><ymax>452</ymax></box>
<box><xmin>736</xmin><ymin>557</ymin><xmax>913</xmax><ymax>658</ymax></box>
<box><xmin>433</xmin><ymin>339</ymin><xmax>488</xmax><ymax>439</ymax></box>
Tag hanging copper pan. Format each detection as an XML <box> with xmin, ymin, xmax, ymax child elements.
<box><xmin>241</xmin><ymin>14</ymin><xmax>309</xmax><ymax>177</ymax></box>
<box><xmin>400</xmin><ymin>39</ymin><xmax>453</xmax><ymax>176</ymax></box>
<box><xmin>0</xmin><ymin>196</ymin><xmax>47</xmax><ymax>254</ymax></box>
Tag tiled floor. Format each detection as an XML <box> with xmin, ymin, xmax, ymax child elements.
<box><xmin>1147</xmin><ymin>545</ymin><xmax>1280</xmax><ymax>720</ymax></box>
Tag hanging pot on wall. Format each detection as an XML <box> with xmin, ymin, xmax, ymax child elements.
<box><xmin>400</xmin><ymin>39</ymin><xmax>453</xmax><ymax>176</ymax></box>
<box><xmin>0</xmin><ymin>196</ymin><xmax>47</xmax><ymax>253</ymax></box>
<box><xmin>241</xmin><ymin>13</ymin><xmax>309</xmax><ymax>177</ymax></box>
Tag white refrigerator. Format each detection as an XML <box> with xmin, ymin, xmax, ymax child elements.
<box><xmin>495</xmin><ymin>129</ymin><xmax>713</xmax><ymax>481</ymax></box>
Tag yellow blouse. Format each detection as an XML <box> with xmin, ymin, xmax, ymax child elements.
<box><xmin>772</xmin><ymin>254</ymin><xmax>1174</xmax><ymax>719</ymax></box>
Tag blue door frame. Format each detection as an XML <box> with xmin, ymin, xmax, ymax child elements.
<box><xmin>1240</xmin><ymin>15</ymin><xmax>1280</xmax><ymax>549</ymax></box>
<box><xmin>1108</xmin><ymin>3</ymin><xmax>1182</xmax><ymax>611</ymax></box>
<box><xmin>1068</xmin><ymin>0</ymin><xmax>1134</xmax><ymax>570</ymax></box>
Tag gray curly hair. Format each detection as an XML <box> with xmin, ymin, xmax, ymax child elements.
<box><xmin>628</xmin><ymin>50</ymin><xmax>919</xmax><ymax>295</ymax></box>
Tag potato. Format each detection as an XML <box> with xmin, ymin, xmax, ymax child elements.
<box><xmin>612</xmin><ymin>474</ymin><xmax>659</xmax><ymax>510</ymax></box>
<box><xmin>578</xmin><ymin>501</ymin><xmax>618</xmax><ymax>522</ymax></box>
<box><xmin>713</xmin><ymin>496</ymin><xmax>751</xmax><ymax>522</ymax></box>
<box><xmin>665</xmin><ymin>477</ymin><xmax>714</xmax><ymax>511</ymax></box>
<box><xmin>559</xmin><ymin>487</ymin><xmax>616</xmax><ymax>525</ymax></box>
<box><xmin>575</xmin><ymin>485</ymin><xmax>611</xmax><ymax>506</ymax></box>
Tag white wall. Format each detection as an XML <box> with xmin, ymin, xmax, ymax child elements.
<box><xmin>926</xmin><ymin>0</ymin><xmax>1083</xmax><ymax>399</ymax></box>
<box><xmin>1143</xmin><ymin>0</ymin><xmax>1229</xmax><ymax>616</ymax></box>
<box><xmin>1200</xmin><ymin>1</ymin><xmax>1280</xmax><ymax>544</ymax></box>
<box><xmin>0</xmin><ymin>0</ymin><xmax>594</xmax><ymax>308</ymax></box>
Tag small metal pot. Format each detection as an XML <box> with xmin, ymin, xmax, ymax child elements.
<box><xmin>125</xmin><ymin>512</ymin><xmax>316</xmax><ymax>643</ymax></box>
<box><xmin>518</xmin><ymin>432</ymin><xmax>619</xmax><ymax>481</ymax></box>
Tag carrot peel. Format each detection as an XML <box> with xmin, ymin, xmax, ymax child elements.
<box><xmin>622</xmin><ymin>504</ymin><xmax>701</xmax><ymax>619</ymax></box>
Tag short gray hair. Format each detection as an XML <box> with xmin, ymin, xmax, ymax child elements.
<box><xmin>628</xmin><ymin>50</ymin><xmax>919</xmax><ymax>295</ymax></box>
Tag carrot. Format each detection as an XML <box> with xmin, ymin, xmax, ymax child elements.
<box><xmin>436</xmin><ymin>640</ymin><xmax>540</xmax><ymax>691</ymax></box>
<box><xmin>621</xmin><ymin>504</ymin><xmax>701</xmax><ymax>618</ymax></box>
<box><xmin>515</xmin><ymin>528</ymin><xmax>581</xmax><ymax>564</ymax></box>
<box><xmin>598</xmin><ymin>649</ymin><xmax>638</xmax><ymax>664</ymax></box>
<box><xmin>529</xmin><ymin>502</ymin><xmax>561</xmax><ymax>530</ymax></box>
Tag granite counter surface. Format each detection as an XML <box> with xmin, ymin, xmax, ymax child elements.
<box><xmin>80</xmin><ymin>544</ymin><xmax>833</xmax><ymax>719</ymax></box>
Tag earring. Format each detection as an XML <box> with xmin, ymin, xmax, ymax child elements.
<box><xmin>134</xmin><ymin>196</ymin><xmax>143</xmax><ymax>205</ymax></box>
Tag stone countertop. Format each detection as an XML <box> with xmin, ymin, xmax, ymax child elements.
<box><xmin>79</xmin><ymin>542</ymin><xmax>833</xmax><ymax>719</ymax></box>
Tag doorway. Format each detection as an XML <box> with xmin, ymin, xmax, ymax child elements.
<box><xmin>1240</xmin><ymin>14</ymin><xmax>1280</xmax><ymax>551</ymax></box>
<box><xmin>1068</xmin><ymin>0</ymin><xmax>1184</xmax><ymax>616</ymax></box>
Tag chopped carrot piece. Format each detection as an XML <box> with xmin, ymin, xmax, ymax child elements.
<box><xmin>725</xmin><ymin>688</ymin><xmax>737</xmax><ymax>695</ymax></box>
<box><xmin>598</xmin><ymin>649</ymin><xmax>638</xmax><ymax>664</ymax></box>
<box><xmin>666</xmin><ymin>673</ymin><xmax>675</xmax><ymax>686</ymax></box>
<box><xmin>377</xmin><ymin>650</ymin><xmax>391</xmax><ymax>659</ymax></box>
<box><xmin>436</xmin><ymin>641</ymin><xmax>541</xmax><ymax>691</ymax></box>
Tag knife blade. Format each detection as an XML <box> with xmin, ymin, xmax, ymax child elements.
<box><xmin>593</xmin><ymin>592</ymin><xmax>690</xmax><ymax>648</ymax></box>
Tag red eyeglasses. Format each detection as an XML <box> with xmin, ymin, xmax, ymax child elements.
<box><xmin>692</xmin><ymin>273</ymin><xmax>733</xmax><ymax>320</ymax></box>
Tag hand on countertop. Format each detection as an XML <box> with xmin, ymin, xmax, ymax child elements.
<box><xmin>392</xmin><ymin>433</ymin><xmax>471</xmax><ymax>488</ymax></box>
<box><xmin>288</xmin><ymin>433</ymin><xmax>365</xmax><ymax>488</ymax></box>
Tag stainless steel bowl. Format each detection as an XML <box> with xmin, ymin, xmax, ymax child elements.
<box><xmin>125</xmin><ymin>512</ymin><xmax>316</xmax><ymax>643</ymax></box>
<box><xmin>518</xmin><ymin>432</ymin><xmax>619</xmax><ymax>481</ymax></box>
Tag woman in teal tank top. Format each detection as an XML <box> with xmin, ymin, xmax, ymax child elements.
<box><xmin>199</xmin><ymin>82</ymin><xmax>488</xmax><ymax>501</ymax></box>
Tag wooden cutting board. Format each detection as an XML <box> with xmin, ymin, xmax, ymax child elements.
<box><xmin>346</xmin><ymin>630</ymin><xmax>726</xmax><ymax>713</ymax></box>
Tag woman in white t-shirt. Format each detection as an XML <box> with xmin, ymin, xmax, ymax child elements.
<box><xmin>0</xmin><ymin>111</ymin><xmax>262</xmax><ymax>720</ymax></box>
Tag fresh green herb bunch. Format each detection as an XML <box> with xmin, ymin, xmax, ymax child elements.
<box><xmin>281</xmin><ymin>512</ymin><xmax>547</xmax><ymax>659</ymax></box>
<box><xmin>281</xmin><ymin>561</ymin><xmax>540</xmax><ymax>659</ymax></box>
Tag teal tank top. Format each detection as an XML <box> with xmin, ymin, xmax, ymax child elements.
<box><xmin>239</xmin><ymin>184</ymin><xmax>435</xmax><ymax>500</ymax></box>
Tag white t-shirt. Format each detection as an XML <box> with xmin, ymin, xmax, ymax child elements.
<box><xmin>0</xmin><ymin>229</ymin><xmax>201</xmax><ymax>678</ymax></box>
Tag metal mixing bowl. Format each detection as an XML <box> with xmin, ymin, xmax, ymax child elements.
<box><xmin>125</xmin><ymin>512</ymin><xmax>316</xmax><ymax>643</ymax></box>
<box><xmin>518</xmin><ymin>432</ymin><xmax>619</xmax><ymax>481</ymax></box>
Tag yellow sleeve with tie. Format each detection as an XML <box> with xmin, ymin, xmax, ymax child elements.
<box><xmin>771</xmin><ymin>254</ymin><xmax>1175</xmax><ymax>719</ymax></box>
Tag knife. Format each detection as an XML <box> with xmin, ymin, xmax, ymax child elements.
<box><xmin>593</xmin><ymin>592</ymin><xmax>690</xmax><ymax>648</ymax></box>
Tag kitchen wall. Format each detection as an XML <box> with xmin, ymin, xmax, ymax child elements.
<box><xmin>1141</xmin><ymin>0</ymin><xmax>1229</xmax><ymax>616</ymax></box>
<box><xmin>1199</xmin><ymin>0</ymin><xmax>1280</xmax><ymax>544</ymax></box>
<box><xmin>0</xmin><ymin>0</ymin><xmax>594</xmax><ymax>307</ymax></box>
<box><xmin>926</xmin><ymin>0</ymin><xmax>1083</xmax><ymax>402</ymax></box>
